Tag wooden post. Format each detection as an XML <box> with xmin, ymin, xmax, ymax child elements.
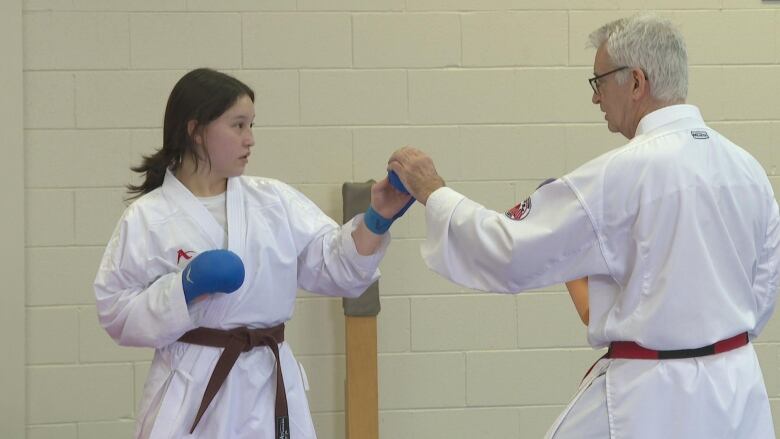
<box><xmin>345</xmin><ymin>316</ymin><xmax>379</xmax><ymax>439</ymax></box>
<box><xmin>342</xmin><ymin>181</ymin><xmax>380</xmax><ymax>439</ymax></box>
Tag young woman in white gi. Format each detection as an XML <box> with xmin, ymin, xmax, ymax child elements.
<box><xmin>388</xmin><ymin>15</ymin><xmax>780</xmax><ymax>439</ymax></box>
<box><xmin>94</xmin><ymin>68</ymin><xmax>411</xmax><ymax>439</ymax></box>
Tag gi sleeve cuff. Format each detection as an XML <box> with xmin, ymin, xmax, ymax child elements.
<box><xmin>342</xmin><ymin>214</ymin><xmax>390</xmax><ymax>277</ymax></box>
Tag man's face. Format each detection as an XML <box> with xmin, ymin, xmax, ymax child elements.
<box><xmin>591</xmin><ymin>44</ymin><xmax>633</xmax><ymax>139</ymax></box>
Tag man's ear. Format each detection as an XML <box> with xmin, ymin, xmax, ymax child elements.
<box><xmin>631</xmin><ymin>68</ymin><xmax>649</xmax><ymax>99</ymax></box>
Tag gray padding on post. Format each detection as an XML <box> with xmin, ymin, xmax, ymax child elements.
<box><xmin>342</xmin><ymin>181</ymin><xmax>381</xmax><ymax>317</ymax></box>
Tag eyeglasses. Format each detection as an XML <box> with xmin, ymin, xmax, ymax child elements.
<box><xmin>588</xmin><ymin>66</ymin><xmax>629</xmax><ymax>94</ymax></box>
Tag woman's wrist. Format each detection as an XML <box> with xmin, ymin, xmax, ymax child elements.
<box><xmin>363</xmin><ymin>205</ymin><xmax>393</xmax><ymax>235</ymax></box>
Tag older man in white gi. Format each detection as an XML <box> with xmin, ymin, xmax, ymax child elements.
<box><xmin>388</xmin><ymin>14</ymin><xmax>780</xmax><ymax>439</ymax></box>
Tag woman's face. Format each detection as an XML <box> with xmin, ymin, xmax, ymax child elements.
<box><xmin>196</xmin><ymin>94</ymin><xmax>256</xmax><ymax>179</ymax></box>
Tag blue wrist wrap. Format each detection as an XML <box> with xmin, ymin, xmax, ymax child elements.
<box><xmin>364</xmin><ymin>206</ymin><xmax>394</xmax><ymax>235</ymax></box>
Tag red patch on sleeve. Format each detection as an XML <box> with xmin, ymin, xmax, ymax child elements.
<box><xmin>505</xmin><ymin>197</ymin><xmax>531</xmax><ymax>221</ymax></box>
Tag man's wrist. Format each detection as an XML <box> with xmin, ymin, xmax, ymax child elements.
<box><xmin>418</xmin><ymin>179</ymin><xmax>445</xmax><ymax>205</ymax></box>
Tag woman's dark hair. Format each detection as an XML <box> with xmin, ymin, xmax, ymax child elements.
<box><xmin>127</xmin><ymin>68</ymin><xmax>255</xmax><ymax>199</ymax></box>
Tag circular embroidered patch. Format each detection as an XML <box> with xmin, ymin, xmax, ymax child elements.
<box><xmin>505</xmin><ymin>197</ymin><xmax>532</xmax><ymax>221</ymax></box>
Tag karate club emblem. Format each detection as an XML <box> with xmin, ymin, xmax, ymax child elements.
<box><xmin>505</xmin><ymin>197</ymin><xmax>531</xmax><ymax>221</ymax></box>
<box><xmin>177</xmin><ymin>249</ymin><xmax>196</xmax><ymax>264</ymax></box>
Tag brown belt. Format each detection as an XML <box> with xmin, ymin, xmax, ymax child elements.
<box><xmin>178</xmin><ymin>323</ymin><xmax>289</xmax><ymax>439</ymax></box>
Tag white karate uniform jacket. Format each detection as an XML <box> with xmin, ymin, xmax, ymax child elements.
<box><xmin>94</xmin><ymin>170</ymin><xmax>388</xmax><ymax>439</ymax></box>
<box><xmin>421</xmin><ymin>105</ymin><xmax>780</xmax><ymax>438</ymax></box>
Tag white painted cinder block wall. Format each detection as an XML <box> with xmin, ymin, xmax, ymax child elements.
<box><xmin>19</xmin><ymin>1</ymin><xmax>780</xmax><ymax>438</ymax></box>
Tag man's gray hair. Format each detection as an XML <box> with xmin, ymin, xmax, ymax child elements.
<box><xmin>589</xmin><ymin>14</ymin><xmax>688</xmax><ymax>102</ymax></box>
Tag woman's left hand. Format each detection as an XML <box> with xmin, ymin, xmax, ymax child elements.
<box><xmin>370</xmin><ymin>177</ymin><xmax>414</xmax><ymax>219</ymax></box>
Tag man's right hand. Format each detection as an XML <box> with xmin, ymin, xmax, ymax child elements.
<box><xmin>387</xmin><ymin>146</ymin><xmax>446</xmax><ymax>205</ymax></box>
<box><xmin>182</xmin><ymin>249</ymin><xmax>245</xmax><ymax>304</ymax></box>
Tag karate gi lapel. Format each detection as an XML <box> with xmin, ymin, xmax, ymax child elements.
<box><xmin>162</xmin><ymin>169</ymin><xmax>225</xmax><ymax>249</ymax></box>
<box><xmin>226</xmin><ymin>176</ymin><xmax>246</xmax><ymax>260</ymax></box>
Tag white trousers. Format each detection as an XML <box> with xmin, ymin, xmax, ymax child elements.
<box><xmin>544</xmin><ymin>347</ymin><xmax>776</xmax><ymax>439</ymax></box>
<box><xmin>545</xmin><ymin>359</ymin><xmax>610</xmax><ymax>439</ymax></box>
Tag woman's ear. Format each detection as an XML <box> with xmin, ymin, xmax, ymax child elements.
<box><xmin>187</xmin><ymin>120</ymin><xmax>202</xmax><ymax>145</ymax></box>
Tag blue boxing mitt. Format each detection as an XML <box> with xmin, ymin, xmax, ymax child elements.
<box><xmin>182</xmin><ymin>249</ymin><xmax>245</xmax><ymax>304</ymax></box>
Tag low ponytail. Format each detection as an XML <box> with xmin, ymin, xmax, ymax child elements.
<box><xmin>126</xmin><ymin>148</ymin><xmax>181</xmax><ymax>200</ymax></box>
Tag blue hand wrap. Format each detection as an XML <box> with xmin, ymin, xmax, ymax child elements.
<box><xmin>182</xmin><ymin>249</ymin><xmax>245</xmax><ymax>304</ymax></box>
<box><xmin>388</xmin><ymin>169</ymin><xmax>415</xmax><ymax>218</ymax></box>
<box><xmin>364</xmin><ymin>199</ymin><xmax>415</xmax><ymax>235</ymax></box>
<box><xmin>388</xmin><ymin>170</ymin><xmax>410</xmax><ymax>195</ymax></box>
<box><xmin>393</xmin><ymin>197</ymin><xmax>415</xmax><ymax>219</ymax></box>
<box><xmin>364</xmin><ymin>206</ymin><xmax>394</xmax><ymax>235</ymax></box>
<box><xmin>364</xmin><ymin>172</ymin><xmax>416</xmax><ymax>234</ymax></box>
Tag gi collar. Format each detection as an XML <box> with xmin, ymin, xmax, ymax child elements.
<box><xmin>635</xmin><ymin>104</ymin><xmax>704</xmax><ymax>137</ymax></box>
